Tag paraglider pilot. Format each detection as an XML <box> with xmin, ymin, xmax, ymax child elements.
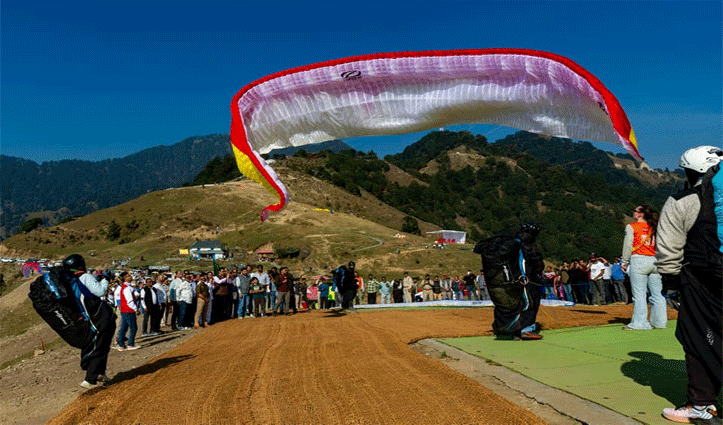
<box><xmin>656</xmin><ymin>146</ymin><xmax>723</xmax><ymax>424</ymax></box>
<box><xmin>63</xmin><ymin>254</ymin><xmax>117</xmax><ymax>389</ymax></box>
<box><xmin>337</xmin><ymin>261</ymin><xmax>358</xmax><ymax>310</ymax></box>
<box><xmin>478</xmin><ymin>223</ymin><xmax>545</xmax><ymax>341</ymax></box>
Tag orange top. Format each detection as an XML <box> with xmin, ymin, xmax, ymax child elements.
<box><xmin>630</xmin><ymin>222</ymin><xmax>655</xmax><ymax>256</ymax></box>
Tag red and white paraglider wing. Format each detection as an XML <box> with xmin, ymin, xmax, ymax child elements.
<box><xmin>230</xmin><ymin>49</ymin><xmax>640</xmax><ymax>221</ymax></box>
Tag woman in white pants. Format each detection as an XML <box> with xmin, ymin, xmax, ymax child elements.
<box><xmin>622</xmin><ymin>205</ymin><xmax>667</xmax><ymax>330</ymax></box>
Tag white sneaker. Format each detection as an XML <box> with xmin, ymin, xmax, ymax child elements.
<box><xmin>126</xmin><ymin>345</ymin><xmax>140</xmax><ymax>351</ymax></box>
<box><xmin>80</xmin><ymin>380</ymin><xmax>101</xmax><ymax>389</ymax></box>
<box><xmin>662</xmin><ymin>404</ymin><xmax>721</xmax><ymax>424</ymax></box>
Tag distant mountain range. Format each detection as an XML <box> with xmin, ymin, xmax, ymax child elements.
<box><xmin>0</xmin><ymin>136</ymin><xmax>351</xmax><ymax>238</ymax></box>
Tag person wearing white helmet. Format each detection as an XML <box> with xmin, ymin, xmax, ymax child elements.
<box><xmin>656</xmin><ymin>145</ymin><xmax>723</xmax><ymax>424</ymax></box>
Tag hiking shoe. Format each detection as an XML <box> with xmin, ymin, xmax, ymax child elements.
<box><xmin>663</xmin><ymin>404</ymin><xmax>721</xmax><ymax>424</ymax></box>
<box><xmin>520</xmin><ymin>331</ymin><xmax>543</xmax><ymax>340</ymax></box>
<box><xmin>80</xmin><ymin>380</ymin><xmax>100</xmax><ymax>389</ymax></box>
<box><xmin>126</xmin><ymin>345</ymin><xmax>140</xmax><ymax>350</ymax></box>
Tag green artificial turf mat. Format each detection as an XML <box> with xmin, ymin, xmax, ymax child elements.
<box><xmin>441</xmin><ymin>322</ymin><xmax>689</xmax><ymax>425</ymax></box>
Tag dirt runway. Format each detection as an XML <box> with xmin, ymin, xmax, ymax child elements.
<box><xmin>48</xmin><ymin>305</ymin><xmax>661</xmax><ymax>425</ymax></box>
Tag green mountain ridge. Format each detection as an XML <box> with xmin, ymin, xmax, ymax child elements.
<box><xmin>2</xmin><ymin>129</ymin><xmax>682</xmax><ymax>262</ymax></box>
<box><xmin>280</xmin><ymin>130</ymin><xmax>682</xmax><ymax>261</ymax></box>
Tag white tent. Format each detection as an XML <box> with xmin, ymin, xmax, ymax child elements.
<box><xmin>426</xmin><ymin>230</ymin><xmax>466</xmax><ymax>244</ymax></box>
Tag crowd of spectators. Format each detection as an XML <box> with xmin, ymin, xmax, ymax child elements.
<box><xmin>100</xmin><ymin>265</ymin><xmax>496</xmax><ymax>350</ymax></box>
<box><xmin>538</xmin><ymin>253</ymin><xmax>632</xmax><ymax>306</ymax></box>
<box><xmin>99</xmin><ymin>255</ymin><xmax>635</xmax><ymax>351</ymax></box>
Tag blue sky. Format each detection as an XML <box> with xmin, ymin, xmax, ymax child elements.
<box><xmin>2</xmin><ymin>0</ymin><xmax>721</xmax><ymax>169</ymax></box>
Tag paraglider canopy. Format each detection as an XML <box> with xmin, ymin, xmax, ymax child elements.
<box><xmin>230</xmin><ymin>49</ymin><xmax>640</xmax><ymax>221</ymax></box>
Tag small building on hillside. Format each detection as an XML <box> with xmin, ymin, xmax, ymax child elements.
<box><xmin>189</xmin><ymin>240</ymin><xmax>228</xmax><ymax>260</ymax></box>
<box><xmin>426</xmin><ymin>230</ymin><xmax>467</xmax><ymax>244</ymax></box>
<box><xmin>254</xmin><ymin>243</ymin><xmax>275</xmax><ymax>262</ymax></box>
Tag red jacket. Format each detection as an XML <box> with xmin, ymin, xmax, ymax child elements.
<box><xmin>119</xmin><ymin>283</ymin><xmax>138</xmax><ymax>314</ymax></box>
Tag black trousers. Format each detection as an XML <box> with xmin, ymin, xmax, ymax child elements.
<box><xmin>367</xmin><ymin>292</ymin><xmax>376</xmax><ymax>304</ymax></box>
<box><xmin>342</xmin><ymin>289</ymin><xmax>356</xmax><ymax>309</ymax></box>
<box><xmin>170</xmin><ymin>301</ymin><xmax>179</xmax><ymax>329</ymax></box>
<box><xmin>150</xmin><ymin>305</ymin><xmax>162</xmax><ymax>333</ymax></box>
<box><xmin>81</xmin><ymin>306</ymin><xmax>116</xmax><ymax>384</ymax></box>
<box><xmin>212</xmin><ymin>294</ymin><xmax>230</xmax><ymax>322</ymax></box>
<box><xmin>518</xmin><ymin>284</ymin><xmax>542</xmax><ymax>332</ymax></box>
<box><xmin>489</xmin><ymin>282</ymin><xmax>541</xmax><ymax>336</ymax></box>
<box><xmin>677</xmin><ymin>267</ymin><xmax>722</xmax><ymax>405</ymax></box>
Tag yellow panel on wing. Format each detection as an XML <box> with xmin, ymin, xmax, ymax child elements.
<box><xmin>628</xmin><ymin>128</ymin><xmax>638</xmax><ymax>150</ymax></box>
<box><xmin>231</xmin><ymin>145</ymin><xmax>277</xmax><ymax>195</ymax></box>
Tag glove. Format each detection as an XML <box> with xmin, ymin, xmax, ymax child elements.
<box><xmin>661</xmin><ymin>274</ymin><xmax>680</xmax><ymax>292</ymax></box>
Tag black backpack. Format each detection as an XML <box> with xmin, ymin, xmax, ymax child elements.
<box><xmin>473</xmin><ymin>234</ymin><xmax>523</xmax><ymax>285</ymax></box>
<box><xmin>28</xmin><ymin>267</ymin><xmax>93</xmax><ymax>349</ymax></box>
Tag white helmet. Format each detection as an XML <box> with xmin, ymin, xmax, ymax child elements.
<box><xmin>679</xmin><ymin>146</ymin><xmax>723</xmax><ymax>173</ymax></box>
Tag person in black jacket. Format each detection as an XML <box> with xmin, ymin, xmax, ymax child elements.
<box><xmin>482</xmin><ymin>223</ymin><xmax>545</xmax><ymax>341</ymax></box>
<box><xmin>140</xmin><ymin>278</ymin><xmax>161</xmax><ymax>335</ymax></box>
<box><xmin>656</xmin><ymin>146</ymin><xmax>723</xmax><ymax>424</ymax></box>
<box><xmin>62</xmin><ymin>254</ymin><xmax>117</xmax><ymax>389</ymax></box>
<box><xmin>338</xmin><ymin>262</ymin><xmax>358</xmax><ymax>310</ymax></box>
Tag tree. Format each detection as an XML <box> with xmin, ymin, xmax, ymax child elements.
<box><xmin>105</xmin><ymin>220</ymin><xmax>121</xmax><ymax>241</ymax></box>
<box><xmin>401</xmin><ymin>216</ymin><xmax>421</xmax><ymax>235</ymax></box>
<box><xmin>18</xmin><ymin>218</ymin><xmax>43</xmax><ymax>233</ymax></box>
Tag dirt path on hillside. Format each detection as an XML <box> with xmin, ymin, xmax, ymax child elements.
<box><xmin>40</xmin><ymin>305</ymin><xmax>658</xmax><ymax>425</ymax></box>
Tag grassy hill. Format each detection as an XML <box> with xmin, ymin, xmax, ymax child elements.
<box><xmin>0</xmin><ymin>175</ymin><xmax>482</xmax><ymax>347</ymax></box>
<box><xmin>0</xmin><ymin>172</ymin><xmax>478</xmax><ymax>280</ymax></box>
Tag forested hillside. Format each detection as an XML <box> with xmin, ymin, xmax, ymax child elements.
<box><xmin>279</xmin><ymin>131</ymin><xmax>682</xmax><ymax>261</ymax></box>
<box><xmin>0</xmin><ymin>134</ymin><xmax>232</xmax><ymax>238</ymax></box>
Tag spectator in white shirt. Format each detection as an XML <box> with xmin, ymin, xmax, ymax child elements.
<box><xmin>177</xmin><ymin>277</ymin><xmax>193</xmax><ymax>330</ymax></box>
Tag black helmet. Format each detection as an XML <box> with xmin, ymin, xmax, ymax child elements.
<box><xmin>519</xmin><ymin>222</ymin><xmax>541</xmax><ymax>236</ymax></box>
<box><xmin>517</xmin><ymin>222</ymin><xmax>541</xmax><ymax>244</ymax></box>
<box><xmin>62</xmin><ymin>254</ymin><xmax>86</xmax><ymax>273</ymax></box>
<box><xmin>348</xmin><ymin>261</ymin><xmax>355</xmax><ymax>268</ymax></box>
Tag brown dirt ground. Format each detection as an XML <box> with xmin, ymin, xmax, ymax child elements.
<box><xmin>5</xmin><ymin>305</ymin><xmax>676</xmax><ymax>425</ymax></box>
